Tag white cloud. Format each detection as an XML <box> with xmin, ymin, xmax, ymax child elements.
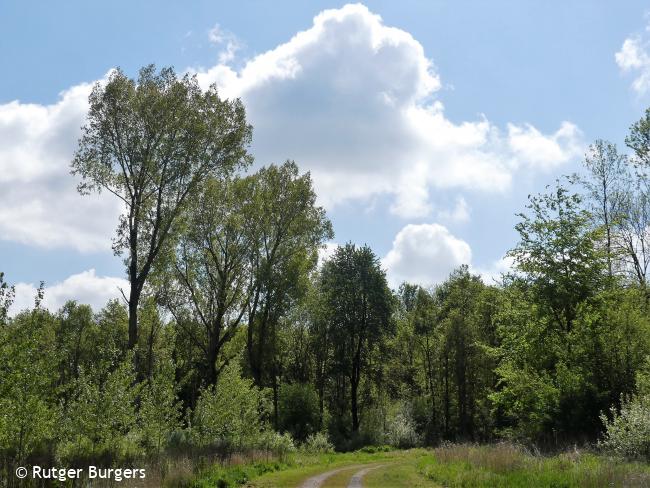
<box><xmin>10</xmin><ymin>269</ymin><xmax>128</xmax><ymax>315</ymax></box>
<box><xmin>0</xmin><ymin>77</ymin><xmax>122</xmax><ymax>252</ymax></box>
<box><xmin>381</xmin><ymin>223</ymin><xmax>514</xmax><ymax>287</ymax></box>
<box><xmin>382</xmin><ymin>223</ymin><xmax>472</xmax><ymax>287</ymax></box>
<box><xmin>195</xmin><ymin>3</ymin><xmax>583</xmax><ymax>218</ymax></box>
<box><xmin>473</xmin><ymin>255</ymin><xmax>514</xmax><ymax>285</ymax></box>
<box><xmin>436</xmin><ymin>196</ymin><xmax>470</xmax><ymax>224</ymax></box>
<box><xmin>508</xmin><ymin>122</ymin><xmax>583</xmax><ymax>171</ymax></box>
<box><xmin>0</xmin><ymin>3</ymin><xmax>583</xmax><ymax>254</ymax></box>
<box><xmin>208</xmin><ymin>23</ymin><xmax>241</xmax><ymax>64</ymax></box>
<box><xmin>616</xmin><ymin>32</ymin><xmax>650</xmax><ymax>94</ymax></box>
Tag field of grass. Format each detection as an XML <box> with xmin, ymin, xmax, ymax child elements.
<box><xmin>189</xmin><ymin>444</ymin><xmax>650</xmax><ymax>488</ymax></box>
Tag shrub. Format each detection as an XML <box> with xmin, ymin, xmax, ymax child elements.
<box><xmin>257</xmin><ymin>431</ymin><xmax>296</xmax><ymax>460</ymax></box>
<box><xmin>600</xmin><ymin>394</ymin><xmax>650</xmax><ymax>461</ymax></box>
<box><xmin>191</xmin><ymin>362</ymin><xmax>268</xmax><ymax>450</ymax></box>
<box><xmin>385</xmin><ymin>406</ymin><xmax>421</xmax><ymax>448</ymax></box>
<box><xmin>57</xmin><ymin>356</ymin><xmax>141</xmax><ymax>464</ymax></box>
<box><xmin>138</xmin><ymin>359</ymin><xmax>182</xmax><ymax>455</ymax></box>
<box><xmin>302</xmin><ymin>432</ymin><xmax>334</xmax><ymax>454</ymax></box>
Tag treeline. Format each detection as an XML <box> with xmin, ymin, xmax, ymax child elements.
<box><xmin>2</xmin><ymin>66</ymin><xmax>650</xmax><ymax>481</ymax></box>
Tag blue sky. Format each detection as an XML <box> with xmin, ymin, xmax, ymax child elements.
<box><xmin>2</xmin><ymin>1</ymin><xmax>650</xmax><ymax>311</ymax></box>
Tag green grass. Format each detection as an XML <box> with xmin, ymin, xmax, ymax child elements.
<box><xmin>190</xmin><ymin>459</ymin><xmax>290</xmax><ymax>488</ymax></box>
<box><xmin>189</xmin><ymin>445</ymin><xmax>650</xmax><ymax>488</ymax></box>
<box><xmin>248</xmin><ymin>449</ymin><xmax>408</xmax><ymax>488</ymax></box>
<box><xmin>418</xmin><ymin>444</ymin><xmax>650</xmax><ymax>488</ymax></box>
<box><xmin>364</xmin><ymin>460</ymin><xmax>440</xmax><ymax>487</ymax></box>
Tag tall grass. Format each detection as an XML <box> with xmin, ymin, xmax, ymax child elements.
<box><xmin>420</xmin><ymin>443</ymin><xmax>650</xmax><ymax>487</ymax></box>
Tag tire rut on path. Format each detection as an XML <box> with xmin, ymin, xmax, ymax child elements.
<box><xmin>298</xmin><ymin>464</ymin><xmax>371</xmax><ymax>488</ymax></box>
<box><xmin>346</xmin><ymin>465</ymin><xmax>386</xmax><ymax>488</ymax></box>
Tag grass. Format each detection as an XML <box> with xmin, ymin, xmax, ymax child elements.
<box><xmin>187</xmin><ymin>444</ymin><xmax>650</xmax><ymax>488</ymax></box>
<box><xmin>364</xmin><ymin>460</ymin><xmax>440</xmax><ymax>487</ymax></box>
<box><xmin>248</xmin><ymin>449</ymin><xmax>406</xmax><ymax>488</ymax></box>
<box><xmin>418</xmin><ymin>443</ymin><xmax>650</xmax><ymax>488</ymax></box>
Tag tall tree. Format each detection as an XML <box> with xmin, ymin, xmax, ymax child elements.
<box><xmin>623</xmin><ymin>114</ymin><xmax>650</xmax><ymax>291</ymax></box>
<box><xmin>581</xmin><ymin>140</ymin><xmax>628</xmax><ymax>278</ymax></box>
<box><xmin>508</xmin><ymin>177</ymin><xmax>606</xmax><ymax>335</ymax></box>
<box><xmin>71</xmin><ymin>65</ymin><xmax>252</xmax><ymax>350</ymax></box>
<box><xmin>244</xmin><ymin>161</ymin><xmax>332</xmax><ymax>426</ymax></box>
<box><xmin>161</xmin><ymin>176</ymin><xmax>254</xmax><ymax>387</ymax></box>
<box><xmin>320</xmin><ymin>244</ymin><xmax>393</xmax><ymax>433</ymax></box>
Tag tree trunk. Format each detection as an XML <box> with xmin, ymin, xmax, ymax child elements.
<box><xmin>128</xmin><ymin>285</ymin><xmax>140</xmax><ymax>350</ymax></box>
<box><xmin>206</xmin><ymin>330</ymin><xmax>219</xmax><ymax>387</ymax></box>
<box><xmin>351</xmin><ymin>377</ymin><xmax>359</xmax><ymax>432</ymax></box>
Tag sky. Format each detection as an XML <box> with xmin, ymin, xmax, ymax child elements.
<box><xmin>2</xmin><ymin>1</ymin><xmax>650</xmax><ymax>313</ymax></box>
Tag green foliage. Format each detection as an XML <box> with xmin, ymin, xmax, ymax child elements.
<box><xmin>0</xmin><ymin>310</ymin><xmax>58</xmax><ymax>464</ymax></box>
<box><xmin>0</xmin><ymin>272</ymin><xmax>14</xmax><ymax>325</ymax></box>
<box><xmin>7</xmin><ymin>61</ymin><xmax>650</xmax><ymax>481</ymax></box>
<box><xmin>508</xmin><ymin>177</ymin><xmax>606</xmax><ymax>334</ymax></box>
<box><xmin>490</xmin><ymin>364</ymin><xmax>560</xmax><ymax>440</ymax></box>
<box><xmin>192</xmin><ymin>460</ymin><xmax>289</xmax><ymax>488</ymax></box>
<box><xmin>138</xmin><ymin>359</ymin><xmax>183</xmax><ymax>455</ymax></box>
<box><xmin>57</xmin><ymin>356</ymin><xmax>141</xmax><ymax>463</ymax></box>
<box><xmin>256</xmin><ymin>431</ymin><xmax>297</xmax><ymax>460</ymax></box>
<box><xmin>71</xmin><ymin>64</ymin><xmax>252</xmax><ymax>348</ymax></box>
<box><xmin>278</xmin><ymin>382</ymin><xmax>320</xmax><ymax>442</ymax></box>
<box><xmin>419</xmin><ymin>444</ymin><xmax>650</xmax><ymax>487</ymax></box>
<box><xmin>245</xmin><ymin>161</ymin><xmax>333</xmax><ymax>396</ymax></box>
<box><xmin>302</xmin><ymin>432</ymin><xmax>335</xmax><ymax>454</ymax></box>
<box><xmin>159</xmin><ymin>176</ymin><xmax>255</xmax><ymax>388</ymax></box>
<box><xmin>600</xmin><ymin>394</ymin><xmax>650</xmax><ymax>461</ymax></box>
<box><xmin>190</xmin><ymin>362</ymin><xmax>269</xmax><ymax>449</ymax></box>
<box><xmin>319</xmin><ymin>243</ymin><xmax>394</xmax><ymax>435</ymax></box>
<box><xmin>385</xmin><ymin>404</ymin><xmax>422</xmax><ymax>449</ymax></box>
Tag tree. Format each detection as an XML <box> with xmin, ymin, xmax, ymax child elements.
<box><xmin>58</xmin><ymin>355</ymin><xmax>140</xmax><ymax>463</ymax></box>
<box><xmin>161</xmin><ymin>176</ymin><xmax>254</xmax><ymax>387</ymax></box>
<box><xmin>0</xmin><ymin>309</ymin><xmax>58</xmax><ymax>470</ymax></box>
<box><xmin>581</xmin><ymin>140</ymin><xmax>629</xmax><ymax>278</ymax></box>
<box><xmin>71</xmin><ymin>65</ymin><xmax>252</xmax><ymax>351</ymax></box>
<box><xmin>622</xmin><ymin>115</ymin><xmax>650</xmax><ymax>291</ymax></box>
<box><xmin>320</xmin><ymin>244</ymin><xmax>393</xmax><ymax>433</ymax></box>
<box><xmin>244</xmin><ymin>161</ymin><xmax>332</xmax><ymax>426</ymax></box>
<box><xmin>0</xmin><ymin>272</ymin><xmax>14</xmax><ymax>325</ymax></box>
<box><xmin>138</xmin><ymin>359</ymin><xmax>182</xmax><ymax>456</ymax></box>
<box><xmin>508</xmin><ymin>177</ymin><xmax>606</xmax><ymax>335</ymax></box>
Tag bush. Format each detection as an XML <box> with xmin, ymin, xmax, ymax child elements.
<box><xmin>302</xmin><ymin>432</ymin><xmax>334</xmax><ymax>454</ymax></box>
<box><xmin>278</xmin><ymin>383</ymin><xmax>320</xmax><ymax>442</ymax></box>
<box><xmin>57</xmin><ymin>356</ymin><xmax>141</xmax><ymax>464</ymax></box>
<box><xmin>138</xmin><ymin>359</ymin><xmax>182</xmax><ymax>455</ymax></box>
<box><xmin>257</xmin><ymin>431</ymin><xmax>296</xmax><ymax>460</ymax></box>
<box><xmin>385</xmin><ymin>406</ymin><xmax>421</xmax><ymax>448</ymax></box>
<box><xmin>600</xmin><ymin>394</ymin><xmax>650</xmax><ymax>461</ymax></box>
<box><xmin>191</xmin><ymin>362</ymin><xmax>268</xmax><ymax>450</ymax></box>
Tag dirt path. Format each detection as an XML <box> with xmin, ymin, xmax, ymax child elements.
<box><xmin>346</xmin><ymin>464</ymin><xmax>386</xmax><ymax>488</ymax></box>
<box><xmin>298</xmin><ymin>464</ymin><xmax>371</xmax><ymax>488</ymax></box>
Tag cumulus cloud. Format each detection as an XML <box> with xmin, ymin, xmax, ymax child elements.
<box><xmin>508</xmin><ymin>122</ymin><xmax>583</xmax><ymax>171</ymax></box>
<box><xmin>616</xmin><ymin>30</ymin><xmax>650</xmax><ymax>95</ymax></box>
<box><xmin>10</xmin><ymin>269</ymin><xmax>128</xmax><ymax>315</ymax></box>
<box><xmin>382</xmin><ymin>223</ymin><xmax>472</xmax><ymax>287</ymax></box>
<box><xmin>381</xmin><ymin>223</ymin><xmax>514</xmax><ymax>287</ymax></box>
<box><xmin>0</xmin><ymin>78</ymin><xmax>122</xmax><ymax>252</ymax></box>
<box><xmin>0</xmin><ymin>3</ymin><xmax>583</xmax><ymax>254</ymax></box>
<box><xmin>195</xmin><ymin>3</ymin><xmax>583</xmax><ymax>218</ymax></box>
